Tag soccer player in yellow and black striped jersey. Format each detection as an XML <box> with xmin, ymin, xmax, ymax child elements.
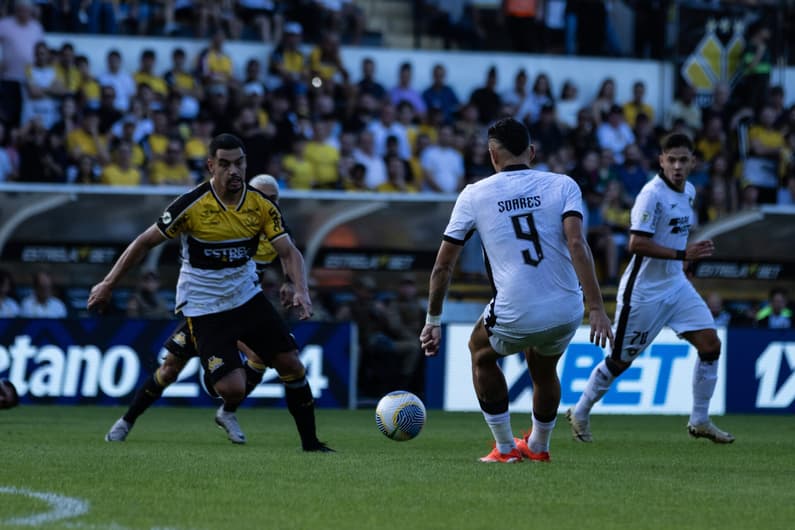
<box><xmin>89</xmin><ymin>136</ymin><xmax>332</xmax><ymax>451</ymax></box>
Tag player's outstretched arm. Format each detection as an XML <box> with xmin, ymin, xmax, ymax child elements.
<box><xmin>273</xmin><ymin>236</ymin><xmax>313</xmax><ymax>319</ymax></box>
<box><xmin>87</xmin><ymin>225</ymin><xmax>167</xmax><ymax>313</ymax></box>
<box><xmin>563</xmin><ymin>216</ymin><xmax>614</xmax><ymax>349</ymax></box>
<box><xmin>421</xmin><ymin>241</ymin><xmax>462</xmax><ymax>356</ymax></box>
<box><xmin>628</xmin><ymin>233</ymin><xmax>715</xmax><ymax>261</ymax></box>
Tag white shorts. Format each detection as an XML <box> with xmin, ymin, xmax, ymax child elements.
<box><xmin>612</xmin><ymin>281</ymin><xmax>714</xmax><ymax>363</ymax></box>
<box><xmin>486</xmin><ymin>316</ymin><xmax>581</xmax><ymax>357</ymax></box>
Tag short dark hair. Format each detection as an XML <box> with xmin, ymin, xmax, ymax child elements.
<box><xmin>0</xmin><ymin>379</ymin><xmax>19</xmax><ymax>409</ymax></box>
<box><xmin>487</xmin><ymin>118</ymin><xmax>530</xmax><ymax>156</ymax></box>
<box><xmin>208</xmin><ymin>134</ymin><xmax>244</xmax><ymax>158</ymax></box>
<box><xmin>660</xmin><ymin>132</ymin><xmax>694</xmax><ymax>153</ymax></box>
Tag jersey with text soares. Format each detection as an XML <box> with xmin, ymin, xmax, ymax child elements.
<box><xmin>156</xmin><ymin>181</ymin><xmax>288</xmax><ymax>316</ymax></box>
<box><xmin>618</xmin><ymin>175</ymin><xmax>697</xmax><ymax>303</ymax></box>
<box><xmin>444</xmin><ymin>167</ymin><xmax>585</xmax><ymax>332</ymax></box>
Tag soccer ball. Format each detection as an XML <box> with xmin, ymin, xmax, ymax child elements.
<box><xmin>375</xmin><ymin>391</ymin><xmax>426</xmax><ymax>441</ymax></box>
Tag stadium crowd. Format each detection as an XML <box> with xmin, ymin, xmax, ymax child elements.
<box><xmin>1</xmin><ymin>0</ymin><xmax>793</xmax><ymax>399</ymax></box>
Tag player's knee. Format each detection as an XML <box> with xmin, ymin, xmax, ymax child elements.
<box><xmin>272</xmin><ymin>350</ymin><xmax>304</xmax><ymax>378</ymax></box>
<box><xmin>698</xmin><ymin>348</ymin><xmax>721</xmax><ymax>362</ymax></box>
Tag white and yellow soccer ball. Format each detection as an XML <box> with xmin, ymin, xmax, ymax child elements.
<box><xmin>375</xmin><ymin>390</ymin><xmax>426</xmax><ymax>441</ymax></box>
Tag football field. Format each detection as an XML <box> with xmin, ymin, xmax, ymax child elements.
<box><xmin>2</xmin><ymin>406</ymin><xmax>793</xmax><ymax>530</ymax></box>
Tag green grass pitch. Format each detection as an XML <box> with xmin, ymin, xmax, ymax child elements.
<box><xmin>1</xmin><ymin>406</ymin><xmax>794</xmax><ymax>530</ymax></box>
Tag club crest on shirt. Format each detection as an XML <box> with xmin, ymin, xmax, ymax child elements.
<box><xmin>172</xmin><ymin>331</ymin><xmax>186</xmax><ymax>347</ymax></box>
<box><xmin>207</xmin><ymin>356</ymin><xmax>224</xmax><ymax>373</ymax></box>
<box><xmin>160</xmin><ymin>211</ymin><xmax>172</xmax><ymax>225</ymax></box>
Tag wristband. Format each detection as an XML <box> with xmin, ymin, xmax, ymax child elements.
<box><xmin>425</xmin><ymin>313</ymin><xmax>442</xmax><ymax>326</ymax></box>
<box><xmin>675</xmin><ymin>250</ymin><xmax>686</xmax><ymax>260</ymax></box>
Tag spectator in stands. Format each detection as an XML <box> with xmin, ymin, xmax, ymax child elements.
<box><xmin>267</xmin><ymin>21</ymin><xmax>307</xmax><ymax>96</ymax></box>
<box><xmin>97</xmin><ymin>85</ymin><xmax>123</xmax><ymax>134</ymax></box>
<box><xmin>701</xmin><ymin>81</ymin><xmax>732</xmax><ymax>130</ymax></box>
<box><xmin>143</xmin><ymin>110</ymin><xmax>172</xmax><ymax>162</ymax></box>
<box><xmin>500</xmin><ymin>68</ymin><xmax>528</xmax><ymax>112</ymax></box>
<box><xmin>390</xmin><ymin>62</ymin><xmax>426</xmax><ymax>117</ymax></box>
<box><xmin>75</xmin><ymin>54</ymin><xmax>101</xmax><ymax>109</ymax></box>
<box><xmin>591</xmin><ymin>77</ymin><xmax>617</xmax><ymax>123</ymax></box>
<box><xmin>503</xmin><ymin>0</ymin><xmax>541</xmax><ymax>52</ymax></box>
<box><xmin>21</xmin><ymin>41</ymin><xmax>64</xmax><ymax>129</ymax></box>
<box><xmin>309</xmin><ymin>31</ymin><xmax>349</xmax><ymax>90</ymax></box>
<box><xmin>205</xmin><ymin>83</ymin><xmax>235</xmax><ymax>135</ymax></box>
<box><xmin>396</xmin><ymin>100</ymin><xmax>419</xmax><ymax>149</ymax></box>
<box><xmin>745</xmin><ymin>104</ymin><xmax>787</xmax><ymax>204</ymax></box>
<box><xmin>149</xmin><ymin>137</ymin><xmax>191</xmax><ymax>185</ymax></box>
<box><xmin>282</xmin><ymin>135</ymin><xmax>314</xmax><ymax>189</ymax></box>
<box><xmin>377</xmin><ymin>154</ymin><xmax>417</xmax><ymax>193</ymax></box>
<box><xmin>706</xmin><ymin>292</ymin><xmax>732</xmax><ymax>328</ymax></box>
<box><xmin>596</xmin><ymin>178</ymin><xmax>630</xmax><ymax>284</ymax></box>
<box><xmin>197</xmin><ymin>29</ymin><xmax>236</xmax><ymax>89</ymax></box>
<box><xmin>529</xmin><ymin>103</ymin><xmax>564</xmax><ymax>158</ymax></box>
<box><xmin>70</xmin><ymin>154</ymin><xmax>100</xmax><ymax>184</ymax></box>
<box><xmin>356</xmin><ymin>57</ymin><xmax>385</xmax><ymax>101</ymax></box>
<box><xmin>622</xmin><ymin>80</ymin><xmax>654</xmax><ymax>128</ymax></box>
<box><xmin>67</xmin><ymin>107</ymin><xmax>110</xmax><ymax>165</ymax></box>
<box><xmin>82</xmin><ymin>0</ymin><xmax>118</xmax><ymax>34</ymax></box>
<box><xmin>463</xmin><ymin>133</ymin><xmax>491</xmax><ymax>185</ymax></box>
<box><xmin>342</xmin><ymin>161</ymin><xmax>368</xmax><ymax>191</ymax></box>
<box><xmin>468</xmin><ymin>66</ymin><xmax>501</xmax><ymax>126</ymax></box>
<box><xmin>0</xmin><ymin>120</ymin><xmax>17</xmax><ymax>182</ymax></box>
<box><xmin>516</xmin><ymin>72</ymin><xmax>553</xmax><ymax>127</ymax></box>
<box><xmin>54</xmin><ymin>42</ymin><xmax>80</xmax><ymax>97</ymax></box>
<box><xmin>368</xmin><ymin>103</ymin><xmax>411</xmax><ymax>160</ymax></box>
<box><xmin>613</xmin><ymin>143</ymin><xmax>648</xmax><ymax>201</ymax></box>
<box><xmin>556</xmin><ymin>79</ymin><xmax>581</xmax><ymax>131</ymax></box>
<box><xmin>382</xmin><ymin>273</ymin><xmax>426</xmax><ymax>396</ymax></box>
<box><xmin>0</xmin><ymin>268</ymin><xmax>20</xmax><ymax>317</ymax></box>
<box><xmin>454</xmin><ymin>102</ymin><xmax>481</xmax><ymax>142</ymax></box>
<box><xmin>305</xmin><ymin>119</ymin><xmax>340</xmax><ymax>189</ymax></box>
<box><xmin>739</xmin><ymin>183</ymin><xmax>760</xmax><ymax>211</ymax></box>
<box><xmin>102</xmin><ymin>141</ymin><xmax>142</xmax><ymax>186</ymax></box>
<box><xmin>665</xmin><ymin>83</ymin><xmax>702</xmax><ymax>137</ymax></box>
<box><xmin>695</xmin><ymin>115</ymin><xmax>725</xmax><ymax>164</ymax></box>
<box><xmin>164</xmin><ymin>47</ymin><xmax>202</xmax><ymax>120</ymax></box>
<box><xmin>134</xmin><ymin>49</ymin><xmax>168</xmax><ymax>101</ymax></box>
<box><xmin>778</xmin><ymin>170</ymin><xmax>795</xmax><ymax>206</ymax></box>
<box><xmin>0</xmin><ymin>0</ymin><xmax>44</xmax><ymax>128</ymax></box>
<box><xmin>126</xmin><ymin>269</ymin><xmax>172</xmax><ymax>319</ymax></box>
<box><xmin>99</xmin><ymin>49</ymin><xmax>136</xmax><ymax>112</ymax></box>
<box><xmin>423</xmin><ymin>62</ymin><xmax>463</xmax><ymax>123</ymax></box>
<box><xmin>736</xmin><ymin>20</ymin><xmax>772</xmax><ymax>108</ymax></box>
<box><xmin>571</xmin><ymin>149</ymin><xmax>607</xmax><ymax>231</ymax></box>
<box><xmin>756</xmin><ymin>288</ymin><xmax>792</xmax><ymax>329</ymax></box>
<box><xmin>353</xmin><ymin>129</ymin><xmax>387</xmax><ymax>189</ymax></box>
<box><xmin>597</xmin><ymin>105</ymin><xmax>635</xmax><ymax>164</ymax></box>
<box><xmin>567</xmin><ymin>106</ymin><xmax>600</xmax><ymax>159</ymax></box>
<box><xmin>266</xmin><ymin>90</ymin><xmax>299</xmax><ymax>154</ymax></box>
<box><xmin>632</xmin><ymin>0</ymin><xmax>668</xmax><ymax>59</ymax></box>
<box><xmin>235</xmin><ymin>0</ymin><xmax>284</xmax><ymax>43</ymax></box>
<box><xmin>20</xmin><ymin>271</ymin><xmax>67</xmax><ymax>319</ymax></box>
<box><xmin>420</xmin><ymin>124</ymin><xmax>464</xmax><ymax>193</ymax></box>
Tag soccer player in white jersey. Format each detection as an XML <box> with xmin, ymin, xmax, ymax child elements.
<box><xmin>420</xmin><ymin>118</ymin><xmax>613</xmax><ymax>463</ymax></box>
<box><xmin>567</xmin><ymin>133</ymin><xmax>735</xmax><ymax>444</ymax></box>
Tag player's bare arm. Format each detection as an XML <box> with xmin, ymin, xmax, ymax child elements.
<box><xmin>421</xmin><ymin>240</ymin><xmax>463</xmax><ymax>356</ymax></box>
<box><xmin>563</xmin><ymin>216</ymin><xmax>614</xmax><ymax>349</ymax></box>
<box><xmin>87</xmin><ymin>225</ymin><xmax>167</xmax><ymax>312</ymax></box>
<box><xmin>628</xmin><ymin>233</ymin><xmax>715</xmax><ymax>260</ymax></box>
<box><xmin>272</xmin><ymin>235</ymin><xmax>313</xmax><ymax>319</ymax></box>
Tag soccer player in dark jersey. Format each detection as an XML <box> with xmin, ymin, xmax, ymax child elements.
<box><xmin>90</xmin><ymin>136</ymin><xmax>331</xmax><ymax>451</ymax></box>
<box><xmin>103</xmin><ymin>174</ymin><xmax>298</xmax><ymax>442</ymax></box>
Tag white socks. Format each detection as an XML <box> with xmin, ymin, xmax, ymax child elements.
<box><xmin>690</xmin><ymin>358</ymin><xmax>718</xmax><ymax>425</ymax></box>
<box><xmin>528</xmin><ymin>416</ymin><xmax>556</xmax><ymax>454</ymax></box>
<box><xmin>482</xmin><ymin>410</ymin><xmax>516</xmax><ymax>454</ymax></box>
<box><xmin>573</xmin><ymin>359</ymin><xmax>615</xmax><ymax>419</ymax></box>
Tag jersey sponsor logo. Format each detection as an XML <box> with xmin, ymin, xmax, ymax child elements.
<box><xmin>497</xmin><ymin>196</ymin><xmax>541</xmax><ymax>213</ymax></box>
<box><xmin>668</xmin><ymin>216</ymin><xmax>691</xmax><ymax>234</ymax></box>
<box><xmin>755</xmin><ymin>342</ymin><xmax>795</xmax><ymax>408</ymax></box>
<box><xmin>187</xmin><ymin>235</ymin><xmax>258</xmax><ymax>269</ymax></box>
<box><xmin>203</xmin><ymin>246</ymin><xmax>250</xmax><ymax>261</ymax></box>
<box><xmin>207</xmin><ymin>355</ymin><xmax>223</xmax><ymax>373</ymax></box>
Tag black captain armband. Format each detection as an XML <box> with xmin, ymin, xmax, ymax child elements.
<box><xmin>675</xmin><ymin>250</ymin><xmax>686</xmax><ymax>260</ymax></box>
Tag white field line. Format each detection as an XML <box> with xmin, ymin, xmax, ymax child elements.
<box><xmin>0</xmin><ymin>486</ymin><xmax>90</xmax><ymax>526</ymax></box>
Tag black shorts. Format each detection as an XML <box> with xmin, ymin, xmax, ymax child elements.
<box><xmin>187</xmin><ymin>292</ymin><xmax>297</xmax><ymax>384</ymax></box>
<box><xmin>164</xmin><ymin>320</ymin><xmax>198</xmax><ymax>361</ymax></box>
